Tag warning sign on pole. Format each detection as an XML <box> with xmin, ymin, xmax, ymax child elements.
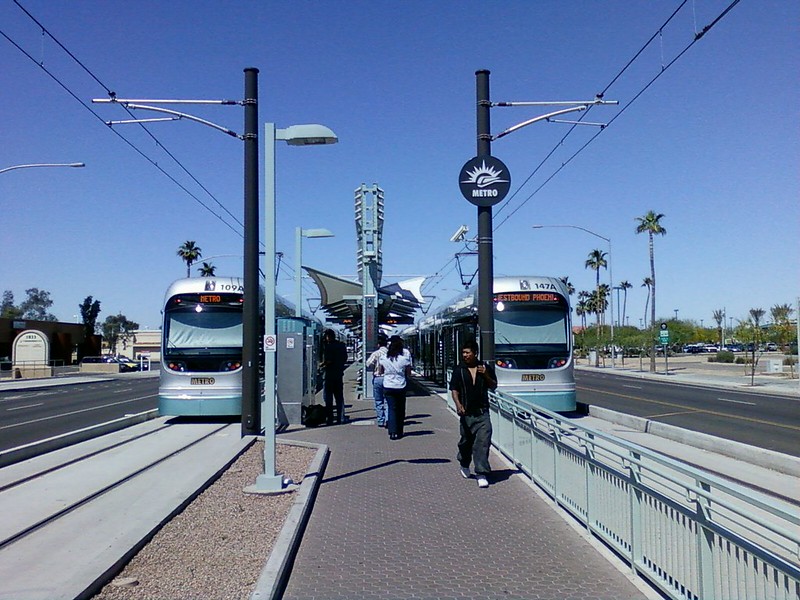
<box><xmin>264</xmin><ymin>334</ymin><xmax>277</xmax><ymax>353</ymax></box>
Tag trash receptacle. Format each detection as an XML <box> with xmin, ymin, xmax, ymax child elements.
<box><xmin>766</xmin><ymin>359</ymin><xmax>782</xmax><ymax>374</ymax></box>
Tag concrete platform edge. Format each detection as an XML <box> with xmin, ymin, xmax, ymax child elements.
<box><xmin>0</xmin><ymin>409</ymin><xmax>159</xmax><ymax>468</ymax></box>
<box><xmin>250</xmin><ymin>440</ymin><xmax>330</xmax><ymax>600</ymax></box>
<box><xmin>76</xmin><ymin>433</ymin><xmax>257</xmax><ymax>600</ymax></box>
<box><xmin>586</xmin><ymin>404</ymin><xmax>800</xmax><ymax>477</ymax></box>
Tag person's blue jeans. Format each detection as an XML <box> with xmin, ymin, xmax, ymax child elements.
<box><xmin>372</xmin><ymin>376</ymin><xmax>386</xmax><ymax>425</ymax></box>
<box><xmin>384</xmin><ymin>387</ymin><xmax>406</xmax><ymax>436</ymax></box>
<box><xmin>458</xmin><ymin>411</ymin><xmax>493</xmax><ymax>475</ymax></box>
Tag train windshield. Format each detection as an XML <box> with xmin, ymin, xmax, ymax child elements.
<box><xmin>493</xmin><ymin>293</ymin><xmax>570</xmax><ymax>367</ymax></box>
<box><xmin>163</xmin><ymin>293</ymin><xmax>243</xmax><ymax>356</ymax></box>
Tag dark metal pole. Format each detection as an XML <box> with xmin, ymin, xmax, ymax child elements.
<box><xmin>242</xmin><ymin>67</ymin><xmax>260</xmax><ymax>436</ymax></box>
<box><xmin>476</xmin><ymin>69</ymin><xmax>495</xmax><ymax>363</ymax></box>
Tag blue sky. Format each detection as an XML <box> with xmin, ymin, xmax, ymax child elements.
<box><xmin>1</xmin><ymin>1</ymin><xmax>797</xmax><ymax>331</ymax></box>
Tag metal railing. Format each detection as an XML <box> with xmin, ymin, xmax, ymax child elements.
<box><xmin>489</xmin><ymin>390</ymin><xmax>800</xmax><ymax>600</ymax></box>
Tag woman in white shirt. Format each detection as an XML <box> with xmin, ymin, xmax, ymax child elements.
<box><xmin>378</xmin><ymin>337</ymin><xmax>412</xmax><ymax>440</ymax></box>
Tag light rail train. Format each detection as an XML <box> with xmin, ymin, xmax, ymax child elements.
<box><xmin>403</xmin><ymin>275</ymin><xmax>576</xmax><ymax>412</ymax></box>
<box><xmin>158</xmin><ymin>277</ymin><xmax>300</xmax><ymax>416</ymax></box>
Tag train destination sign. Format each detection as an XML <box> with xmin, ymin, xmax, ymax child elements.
<box><xmin>494</xmin><ymin>292</ymin><xmax>560</xmax><ymax>303</ymax></box>
<box><xmin>459</xmin><ymin>155</ymin><xmax>511</xmax><ymax>207</ymax></box>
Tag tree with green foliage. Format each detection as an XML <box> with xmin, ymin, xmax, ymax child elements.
<box><xmin>19</xmin><ymin>288</ymin><xmax>57</xmax><ymax>321</ymax></box>
<box><xmin>1</xmin><ymin>290</ymin><xmax>23</xmax><ymax>319</ymax></box>
<box><xmin>102</xmin><ymin>313</ymin><xmax>139</xmax><ymax>356</ymax></box>
<box><xmin>635</xmin><ymin>211</ymin><xmax>667</xmax><ymax>372</ymax></box>
<box><xmin>177</xmin><ymin>241</ymin><xmax>202</xmax><ymax>277</ymax></box>
<box><xmin>747</xmin><ymin>308</ymin><xmax>766</xmax><ymax>385</ymax></box>
<box><xmin>641</xmin><ymin>277</ymin><xmax>653</xmax><ymax>328</ymax></box>
<box><xmin>712</xmin><ymin>309</ymin><xmax>725</xmax><ymax>348</ymax></box>
<box><xmin>79</xmin><ymin>296</ymin><xmax>102</xmax><ymax>337</ymax></box>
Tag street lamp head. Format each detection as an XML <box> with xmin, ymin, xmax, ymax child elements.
<box><xmin>277</xmin><ymin>124</ymin><xmax>338</xmax><ymax>146</ymax></box>
<box><xmin>69</xmin><ymin>162</ymin><xmax>86</xmax><ymax>168</ymax></box>
<box><xmin>302</xmin><ymin>228</ymin><xmax>335</xmax><ymax>239</ymax></box>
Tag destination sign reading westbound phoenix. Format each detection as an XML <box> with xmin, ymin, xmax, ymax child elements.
<box><xmin>494</xmin><ymin>293</ymin><xmax>560</xmax><ymax>303</ymax></box>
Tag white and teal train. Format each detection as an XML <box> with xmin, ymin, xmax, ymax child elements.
<box><xmin>402</xmin><ymin>276</ymin><xmax>576</xmax><ymax>412</ymax></box>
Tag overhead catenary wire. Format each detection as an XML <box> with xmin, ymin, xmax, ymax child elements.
<box><xmin>7</xmin><ymin>0</ymin><xmax>245</xmax><ymax>233</ymax></box>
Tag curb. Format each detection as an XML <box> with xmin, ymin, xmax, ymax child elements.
<box><xmin>0</xmin><ymin>409</ymin><xmax>159</xmax><ymax>468</ymax></box>
<box><xmin>250</xmin><ymin>440</ymin><xmax>330</xmax><ymax>600</ymax></box>
<box><xmin>587</xmin><ymin>405</ymin><xmax>800</xmax><ymax>477</ymax></box>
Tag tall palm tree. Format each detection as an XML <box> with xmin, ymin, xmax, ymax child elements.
<box><xmin>748</xmin><ymin>308</ymin><xmax>766</xmax><ymax>385</ymax></box>
<box><xmin>635</xmin><ymin>211</ymin><xmax>667</xmax><ymax>372</ymax></box>
<box><xmin>198</xmin><ymin>261</ymin><xmax>216</xmax><ymax>277</ymax></box>
<box><xmin>712</xmin><ymin>309</ymin><xmax>725</xmax><ymax>347</ymax></box>
<box><xmin>585</xmin><ymin>249</ymin><xmax>607</xmax><ymax>328</ymax></box>
<box><xmin>641</xmin><ymin>277</ymin><xmax>653</xmax><ymax>328</ymax></box>
<box><xmin>619</xmin><ymin>280</ymin><xmax>632</xmax><ymax>327</ymax></box>
<box><xmin>177</xmin><ymin>241</ymin><xmax>202</xmax><ymax>277</ymax></box>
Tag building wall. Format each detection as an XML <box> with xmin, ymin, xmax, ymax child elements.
<box><xmin>0</xmin><ymin>318</ymin><xmax>87</xmax><ymax>366</ymax></box>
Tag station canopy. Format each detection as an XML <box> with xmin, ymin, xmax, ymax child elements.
<box><xmin>304</xmin><ymin>266</ymin><xmax>424</xmax><ymax>333</ymax></box>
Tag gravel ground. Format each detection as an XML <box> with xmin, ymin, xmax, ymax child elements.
<box><xmin>93</xmin><ymin>441</ymin><xmax>316</xmax><ymax>600</ymax></box>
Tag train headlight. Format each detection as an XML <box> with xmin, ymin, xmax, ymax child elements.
<box><xmin>495</xmin><ymin>358</ymin><xmax>517</xmax><ymax>369</ymax></box>
<box><xmin>548</xmin><ymin>357</ymin><xmax>567</xmax><ymax>369</ymax></box>
<box><xmin>220</xmin><ymin>360</ymin><xmax>242</xmax><ymax>372</ymax></box>
<box><xmin>167</xmin><ymin>361</ymin><xmax>187</xmax><ymax>372</ymax></box>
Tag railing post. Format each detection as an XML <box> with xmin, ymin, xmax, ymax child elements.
<box><xmin>695</xmin><ymin>480</ymin><xmax>715</xmax><ymax>600</ymax></box>
<box><xmin>628</xmin><ymin>451</ymin><xmax>642</xmax><ymax>573</ymax></box>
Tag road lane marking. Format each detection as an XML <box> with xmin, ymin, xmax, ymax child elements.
<box><xmin>716</xmin><ymin>397</ymin><xmax>757</xmax><ymax>406</ymax></box>
<box><xmin>6</xmin><ymin>403</ymin><xmax>44</xmax><ymax>411</ymax></box>
<box><xmin>646</xmin><ymin>409</ymin><xmax>702</xmax><ymax>419</ymax></box>
<box><xmin>578</xmin><ymin>385</ymin><xmax>800</xmax><ymax>432</ymax></box>
<box><xmin>0</xmin><ymin>394</ymin><xmax>157</xmax><ymax>431</ymax></box>
<box><xmin>623</xmin><ymin>385</ymin><xmax>643</xmax><ymax>389</ymax></box>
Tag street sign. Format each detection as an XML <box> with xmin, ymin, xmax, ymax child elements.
<box><xmin>264</xmin><ymin>334</ymin><xmax>277</xmax><ymax>353</ymax></box>
<box><xmin>458</xmin><ymin>155</ymin><xmax>511</xmax><ymax>207</ymax></box>
<box><xmin>659</xmin><ymin>330</ymin><xmax>670</xmax><ymax>343</ymax></box>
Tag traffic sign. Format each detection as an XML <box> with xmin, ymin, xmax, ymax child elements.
<box><xmin>264</xmin><ymin>334</ymin><xmax>277</xmax><ymax>353</ymax></box>
<box><xmin>659</xmin><ymin>330</ymin><xmax>670</xmax><ymax>343</ymax></box>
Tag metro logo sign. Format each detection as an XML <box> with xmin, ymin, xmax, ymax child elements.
<box><xmin>459</xmin><ymin>155</ymin><xmax>511</xmax><ymax>207</ymax></box>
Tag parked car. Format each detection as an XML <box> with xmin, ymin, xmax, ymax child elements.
<box><xmin>81</xmin><ymin>355</ymin><xmax>138</xmax><ymax>372</ymax></box>
<box><xmin>765</xmin><ymin>342</ymin><xmax>778</xmax><ymax>352</ymax></box>
<box><xmin>116</xmin><ymin>355</ymin><xmax>140</xmax><ymax>372</ymax></box>
<box><xmin>724</xmin><ymin>343</ymin><xmax>744</xmax><ymax>352</ymax></box>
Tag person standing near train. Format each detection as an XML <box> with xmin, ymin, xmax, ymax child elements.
<box><xmin>449</xmin><ymin>339</ymin><xmax>497</xmax><ymax>488</ymax></box>
<box><xmin>321</xmin><ymin>328</ymin><xmax>348</xmax><ymax>425</ymax></box>
<box><xmin>366</xmin><ymin>334</ymin><xmax>388</xmax><ymax>427</ymax></box>
<box><xmin>378</xmin><ymin>336</ymin><xmax>412</xmax><ymax>440</ymax></box>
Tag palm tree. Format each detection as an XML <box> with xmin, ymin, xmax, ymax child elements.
<box><xmin>635</xmin><ymin>211</ymin><xmax>667</xmax><ymax>372</ymax></box>
<box><xmin>585</xmin><ymin>249</ymin><xmax>607</xmax><ymax>328</ymax></box>
<box><xmin>641</xmin><ymin>277</ymin><xmax>653</xmax><ymax>328</ymax></box>
<box><xmin>712</xmin><ymin>309</ymin><xmax>725</xmax><ymax>347</ymax></box>
<box><xmin>619</xmin><ymin>280</ymin><xmax>632</xmax><ymax>327</ymax></box>
<box><xmin>198</xmin><ymin>261</ymin><xmax>216</xmax><ymax>277</ymax></box>
<box><xmin>748</xmin><ymin>308</ymin><xmax>766</xmax><ymax>385</ymax></box>
<box><xmin>559</xmin><ymin>276</ymin><xmax>575</xmax><ymax>296</ymax></box>
<box><xmin>177</xmin><ymin>241</ymin><xmax>202</xmax><ymax>277</ymax></box>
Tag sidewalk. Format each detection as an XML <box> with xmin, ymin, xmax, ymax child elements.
<box><xmin>271</xmin><ymin>365</ymin><xmax>655</xmax><ymax>600</ymax></box>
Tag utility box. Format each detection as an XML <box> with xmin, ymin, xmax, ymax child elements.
<box><xmin>277</xmin><ymin>332</ymin><xmax>305</xmax><ymax>424</ymax></box>
<box><xmin>765</xmin><ymin>359</ymin><xmax>783</xmax><ymax>374</ymax></box>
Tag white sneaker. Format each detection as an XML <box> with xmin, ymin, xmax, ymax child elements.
<box><xmin>477</xmin><ymin>476</ymin><xmax>489</xmax><ymax>488</ymax></box>
<box><xmin>459</xmin><ymin>467</ymin><xmax>471</xmax><ymax>479</ymax></box>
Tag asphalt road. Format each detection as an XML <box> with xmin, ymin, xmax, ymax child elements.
<box><xmin>0</xmin><ymin>378</ymin><xmax>158</xmax><ymax>453</ymax></box>
<box><xmin>575</xmin><ymin>369</ymin><xmax>800</xmax><ymax>457</ymax></box>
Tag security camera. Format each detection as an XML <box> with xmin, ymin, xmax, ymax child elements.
<box><xmin>449</xmin><ymin>224</ymin><xmax>469</xmax><ymax>243</ymax></box>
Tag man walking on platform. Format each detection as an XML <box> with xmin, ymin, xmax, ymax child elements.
<box><xmin>321</xmin><ymin>329</ymin><xmax>348</xmax><ymax>425</ymax></box>
<box><xmin>449</xmin><ymin>339</ymin><xmax>497</xmax><ymax>488</ymax></box>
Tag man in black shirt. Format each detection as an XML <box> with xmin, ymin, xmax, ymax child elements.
<box><xmin>448</xmin><ymin>339</ymin><xmax>497</xmax><ymax>488</ymax></box>
<box><xmin>321</xmin><ymin>329</ymin><xmax>348</xmax><ymax>425</ymax></box>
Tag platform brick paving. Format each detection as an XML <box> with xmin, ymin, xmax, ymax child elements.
<box><xmin>276</xmin><ymin>370</ymin><xmax>649</xmax><ymax>600</ymax></box>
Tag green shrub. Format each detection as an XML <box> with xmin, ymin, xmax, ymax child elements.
<box><xmin>715</xmin><ymin>351</ymin><xmax>735</xmax><ymax>363</ymax></box>
<box><xmin>784</xmin><ymin>356</ymin><xmax>797</xmax><ymax>366</ymax></box>
<box><xmin>735</xmin><ymin>357</ymin><xmax>747</xmax><ymax>364</ymax></box>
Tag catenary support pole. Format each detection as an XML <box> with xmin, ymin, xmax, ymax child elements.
<box><xmin>476</xmin><ymin>69</ymin><xmax>495</xmax><ymax>363</ymax></box>
<box><xmin>241</xmin><ymin>67</ymin><xmax>260</xmax><ymax>436</ymax></box>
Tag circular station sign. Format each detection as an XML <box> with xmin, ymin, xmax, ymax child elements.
<box><xmin>458</xmin><ymin>155</ymin><xmax>511</xmax><ymax>207</ymax></box>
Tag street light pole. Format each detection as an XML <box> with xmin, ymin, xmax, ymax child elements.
<box><xmin>253</xmin><ymin>122</ymin><xmax>338</xmax><ymax>493</ymax></box>
<box><xmin>295</xmin><ymin>227</ymin><xmax>334</xmax><ymax>317</ymax></box>
<box><xmin>532</xmin><ymin>224</ymin><xmax>615</xmax><ymax>367</ymax></box>
<box><xmin>0</xmin><ymin>162</ymin><xmax>84</xmax><ymax>175</ymax></box>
